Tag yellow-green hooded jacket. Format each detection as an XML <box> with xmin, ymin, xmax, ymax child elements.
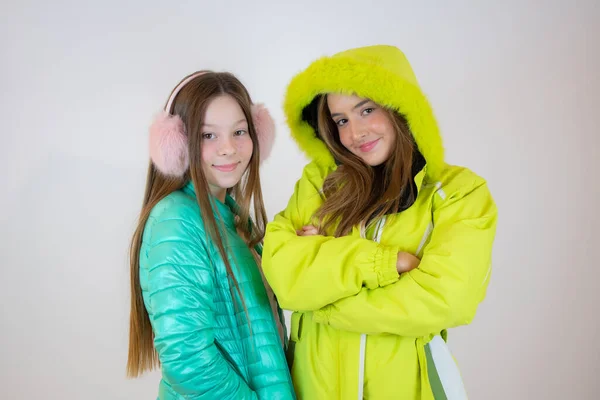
<box><xmin>263</xmin><ymin>45</ymin><xmax>498</xmax><ymax>399</ymax></box>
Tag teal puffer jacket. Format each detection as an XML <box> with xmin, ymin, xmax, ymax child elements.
<box><xmin>140</xmin><ymin>182</ymin><xmax>295</xmax><ymax>399</ymax></box>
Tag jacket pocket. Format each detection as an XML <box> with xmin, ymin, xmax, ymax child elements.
<box><xmin>286</xmin><ymin>312</ymin><xmax>305</xmax><ymax>371</ymax></box>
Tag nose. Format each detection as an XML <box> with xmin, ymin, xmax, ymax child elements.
<box><xmin>218</xmin><ymin>136</ymin><xmax>236</xmax><ymax>156</ymax></box>
<box><xmin>349</xmin><ymin>119</ymin><xmax>367</xmax><ymax>141</ymax></box>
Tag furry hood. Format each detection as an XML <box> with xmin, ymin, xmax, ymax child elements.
<box><xmin>283</xmin><ymin>44</ymin><xmax>445</xmax><ymax>178</ymax></box>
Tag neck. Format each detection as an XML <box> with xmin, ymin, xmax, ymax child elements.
<box><xmin>209</xmin><ymin>185</ymin><xmax>227</xmax><ymax>203</ymax></box>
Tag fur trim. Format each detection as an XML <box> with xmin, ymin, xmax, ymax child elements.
<box><xmin>283</xmin><ymin>45</ymin><xmax>445</xmax><ymax>178</ymax></box>
<box><xmin>252</xmin><ymin>103</ymin><xmax>276</xmax><ymax>163</ymax></box>
<box><xmin>148</xmin><ymin>111</ymin><xmax>189</xmax><ymax>176</ymax></box>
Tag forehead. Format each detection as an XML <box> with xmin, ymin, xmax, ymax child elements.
<box><xmin>326</xmin><ymin>93</ymin><xmax>370</xmax><ymax>110</ymax></box>
<box><xmin>203</xmin><ymin>95</ymin><xmax>247</xmax><ymax>126</ymax></box>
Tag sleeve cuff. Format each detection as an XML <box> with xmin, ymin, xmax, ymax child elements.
<box><xmin>357</xmin><ymin>244</ymin><xmax>400</xmax><ymax>288</ymax></box>
<box><xmin>375</xmin><ymin>245</ymin><xmax>400</xmax><ymax>286</ymax></box>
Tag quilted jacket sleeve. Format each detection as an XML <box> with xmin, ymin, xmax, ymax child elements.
<box><xmin>143</xmin><ymin>199</ymin><xmax>257</xmax><ymax>399</ymax></box>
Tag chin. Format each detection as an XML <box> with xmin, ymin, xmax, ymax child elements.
<box><xmin>362</xmin><ymin>157</ymin><xmax>385</xmax><ymax>167</ymax></box>
<box><xmin>217</xmin><ymin>178</ymin><xmax>242</xmax><ymax>190</ymax></box>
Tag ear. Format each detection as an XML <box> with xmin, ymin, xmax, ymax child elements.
<box><xmin>148</xmin><ymin>111</ymin><xmax>189</xmax><ymax>176</ymax></box>
<box><xmin>251</xmin><ymin>103</ymin><xmax>276</xmax><ymax>163</ymax></box>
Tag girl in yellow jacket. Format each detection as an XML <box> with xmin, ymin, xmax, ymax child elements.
<box><xmin>262</xmin><ymin>45</ymin><xmax>498</xmax><ymax>399</ymax></box>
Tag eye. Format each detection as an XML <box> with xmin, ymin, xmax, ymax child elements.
<box><xmin>335</xmin><ymin>118</ymin><xmax>348</xmax><ymax>127</ymax></box>
<box><xmin>202</xmin><ymin>133</ymin><xmax>215</xmax><ymax>140</ymax></box>
<box><xmin>361</xmin><ymin>107</ymin><xmax>375</xmax><ymax>116</ymax></box>
<box><xmin>234</xmin><ymin>129</ymin><xmax>247</xmax><ymax>136</ymax></box>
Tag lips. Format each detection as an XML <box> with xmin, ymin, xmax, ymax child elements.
<box><xmin>212</xmin><ymin>163</ymin><xmax>239</xmax><ymax>172</ymax></box>
<box><xmin>359</xmin><ymin>138</ymin><xmax>380</xmax><ymax>152</ymax></box>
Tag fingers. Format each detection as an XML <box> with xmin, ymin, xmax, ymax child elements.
<box><xmin>303</xmin><ymin>226</ymin><xmax>319</xmax><ymax>236</ymax></box>
<box><xmin>296</xmin><ymin>225</ymin><xmax>319</xmax><ymax>236</ymax></box>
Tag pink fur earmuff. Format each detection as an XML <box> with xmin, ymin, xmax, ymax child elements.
<box><xmin>148</xmin><ymin>71</ymin><xmax>276</xmax><ymax>177</ymax></box>
<box><xmin>251</xmin><ymin>103</ymin><xmax>275</xmax><ymax>162</ymax></box>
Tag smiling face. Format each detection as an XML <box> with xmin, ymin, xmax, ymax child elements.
<box><xmin>200</xmin><ymin>94</ymin><xmax>253</xmax><ymax>201</ymax></box>
<box><xmin>326</xmin><ymin>93</ymin><xmax>397</xmax><ymax>166</ymax></box>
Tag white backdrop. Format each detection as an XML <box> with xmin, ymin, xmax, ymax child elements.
<box><xmin>1</xmin><ymin>0</ymin><xmax>598</xmax><ymax>398</ymax></box>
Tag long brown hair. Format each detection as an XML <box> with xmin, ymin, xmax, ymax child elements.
<box><xmin>315</xmin><ymin>95</ymin><xmax>416</xmax><ymax>237</ymax></box>
<box><xmin>126</xmin><ymin>71</ymin><xmax>267</xmax><ymax>377</ymax></box>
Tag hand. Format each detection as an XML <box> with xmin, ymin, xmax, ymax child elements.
<box><xmin>296</xmin><ymin>225</ymin><xmax>319</xmax><ymax>236</ymax></box>
<box><xmin>396</xmin><ymin>251</ymin><xmax>420</xmax><ymax>274</ymax></box>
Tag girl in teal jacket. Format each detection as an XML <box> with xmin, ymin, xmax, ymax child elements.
<box><xmin>127</xmin><ymin>71</ymin><xmax>295</xmax><ymax>400</ymax></box>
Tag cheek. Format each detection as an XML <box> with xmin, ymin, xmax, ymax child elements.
<box><xmin>338</xmin><ymin>129</ymin><xmax>353</xmax><ymax>150</ymax></box>
<box><xmin>374</xmin><ymin>116</ymin><xmax>396</xmax><ymax>142</ymax></box>
<box><xmin>239</xmin><ymin>136</ymin><xmax>254</xmax><ymax>158</ymax></box>
<box><xmin>383</xmin><ymin>124</ymin><xmax>396</xmax><ymax>145</ymax></box>
<box><xmin>371</xmin><ymin>114</ymin><xmax>391</xmax><ymax>131</ymax></box>
<box><xmin>200</xmin><ymin>141</ymin><xmax>215</xmax><ymax>164</ymax></box>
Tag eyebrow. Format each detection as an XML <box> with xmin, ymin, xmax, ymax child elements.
<box><xmin>330</xmin><ymin>99</ymin><xmax>372</xmax><ymax>118</ymax></box>
<box><xmin>203</xmin><ymin>118</ymin><xmax>247</xmax><ymax>128</ymax></box>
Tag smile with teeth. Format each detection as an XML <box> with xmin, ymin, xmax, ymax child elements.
<box><xmin>358</xmin><ymin>138</ymin><xmax>380</xmax><ymax>152</ymax></box>
<box><xmin>212</xmin><ymin>162</ymin><xmax>240</xmax><ymax>172</ymax></box>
